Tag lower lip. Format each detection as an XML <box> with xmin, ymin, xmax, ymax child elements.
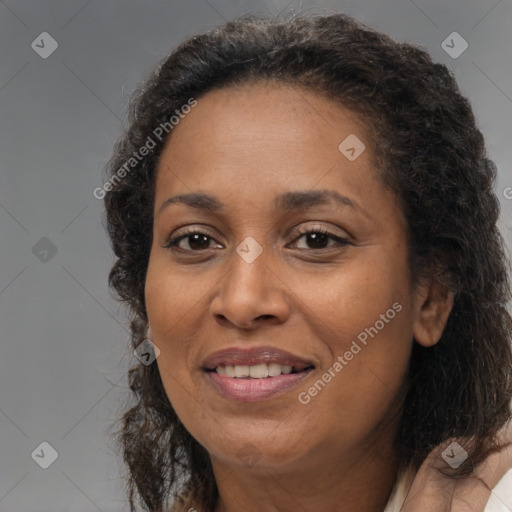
<box><xmin>205</xmin><ymin>369</ymin><xmax>314</xmax><ymax>402</ymax></box>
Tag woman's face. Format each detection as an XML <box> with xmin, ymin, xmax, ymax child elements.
<box><xmin>145</xmin><ymin>81</ymin><xmax>431</xmax><ymax>474</ymax></box>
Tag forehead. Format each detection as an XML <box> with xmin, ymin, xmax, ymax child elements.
<box><xmin>154</xmin><ymin>81</ymin><xmax>378</xmax><ymax>201</ymax></box>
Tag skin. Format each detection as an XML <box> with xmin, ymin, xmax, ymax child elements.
<box><xmin>144</xmin><ymin>81</ymin><xmax>454</xmax><ymax>512</ymax></box>
<box><xmin>402</xmin><ymin>419</ymin><xmax>512</xmax><ymax>512</ymax></box>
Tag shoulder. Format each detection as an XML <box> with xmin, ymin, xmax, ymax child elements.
<box><xmin>383</xmin><ymin>465</ymin><xmax>416</xmax><ymax>512</ymax></box>
<box><xmin>384</xmin><ymin>466</ymin><xmax>512</xmax><ymax>512</ymax></box>
<box><xmin>167</xmin><ymin>490</ymin><xmax>200</xmax><ymax>512</ymax></box>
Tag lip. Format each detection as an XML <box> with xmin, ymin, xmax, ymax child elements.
<box><xmin>205</xmin><ymin>369</ymin><xmax>314</xmax><ymax>402</ymax></box>
<box><xmin>201</xmin><ymin>345</ymin><xmax>316</xmax><ymax>402</ymax></box>
<box><xmin>201</xmin><ymin>346</ymin><xmax>315</xmax><ymax>372</ymax></box>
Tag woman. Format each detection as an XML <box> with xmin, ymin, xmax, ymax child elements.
<box><xmin>103</xmin><ymin>12</ymin><xmax>512</xmax><ymax>512</ymax></box>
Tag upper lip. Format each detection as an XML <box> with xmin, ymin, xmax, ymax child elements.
<box><xmin>202</xmin><ymin>346</ymin><xmax>315</xmax><ymax>372</ymax></box>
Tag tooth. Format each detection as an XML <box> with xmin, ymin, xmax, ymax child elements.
<box><xmin>268</xmin><ymin>363</ymin><xmax>282</xmax><ymax>377</ymax></box>
<box><xmin>234</xmin><ymin>365</ymin><xmax>250</xmax><ymax>378</ymax></box>
<box><xmin>249</xmin><ymin>364</ymin><xmax>269</xmax><ymax>379</ymax></box>
<box><xmin>216</xmin><ymin>363</ymin><xmax>296</xmax><ymax>378</ymax></box>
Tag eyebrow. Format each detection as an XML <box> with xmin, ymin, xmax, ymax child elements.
<box><xmin>158</xmin><ymin>189</ymin><xmax>368</xmax><ymax>217</ymax></box>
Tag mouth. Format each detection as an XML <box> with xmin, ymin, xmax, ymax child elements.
<box><xmin>206</xmin><ymin>362</ymin><xmax>314</xmax><ymax>378</ymax></box>
<box><xmin>202</xmin><ymin>346</ymin><xmax>315</xmax><ymax>401</ymax></box>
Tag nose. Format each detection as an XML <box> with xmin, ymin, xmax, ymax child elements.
<box><xmin>209</xmin><ymin>247</ymin><xmax>291</xmax><ymax>330</ymax></box>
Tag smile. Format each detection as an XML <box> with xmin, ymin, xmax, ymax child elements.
<box><xmin>202</xmin><ymin>346</ymin><xmax>315</xmax><ymax>401</ymax></box>
<box><xmin>215</xmin><ymin>363</ymin><xmax>295</xmax><ymax>378</ymax></box>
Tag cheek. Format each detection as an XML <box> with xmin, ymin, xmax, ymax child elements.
<box><xmin>146</xmin><ymin>259</ymin><xmax>195</xmax><ymax>321</ymax></box>
<box><xmin>144</xmin><ymin>254</ymin><xmax>231</xmax><ymax>421</ymax></box>
<box><xmin>300</xmin><ymin>248</ymin><xmax>410</xmax><ymax>341</ymax></box>
<box><xmin>297</xmin><ymin>253</ymin><xmax>412</xmax><ymax>415</ymax></box>
<box><xmin>145</xmin><ymin>250</ymin><xmax>215</xmax><ymax>345</ymax></box>
<box><xmin>144</xmin><ymin>260</ymin><xmax>200</xmax><ymax>386</ymax></box>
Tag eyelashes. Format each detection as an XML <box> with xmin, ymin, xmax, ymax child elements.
<box><xmin>292</xmin><ymin>227</ymin><xmax>350</xmax><ymax>250</ymax></box>
<box><xmin>164</xmin><ymin>226</ymin><xmax>351</xmax><ymax>253</ymax></box>
<box><xmin>165</xmin><ymin>229</ymin><xmax>218</xmax><ymax>251</ymax></box>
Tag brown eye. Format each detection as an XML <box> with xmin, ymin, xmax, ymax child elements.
<box><xmin>292</xmin><ymin>228</ymin><xmax>350</xmax><ymax>250</ymax></box>
<box><xmin>165</xmin><ymin>230</ymin><xmax>219</xmax><ymax>251</ymax></box>
<box><xmin>298</xmin><ymin>231</ymin><xmax>332</xmax><ymax>249</ymax></box>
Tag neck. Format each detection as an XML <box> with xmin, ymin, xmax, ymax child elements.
<box><xmin>211</xmin><ymin>431</ymin><xmax>400</xmax><ymax>512</ymax></box>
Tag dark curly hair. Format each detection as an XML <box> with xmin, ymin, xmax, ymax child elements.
<box><xmin>103</xmin><ymin>12</ymin><xmax>512</xmax><ymax>512</ymax></box>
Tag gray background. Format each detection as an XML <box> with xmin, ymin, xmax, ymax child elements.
<box><xmin>1</xmin><ymin>1</ymin><xmax>511</xmax><ymax>511</ymax></box>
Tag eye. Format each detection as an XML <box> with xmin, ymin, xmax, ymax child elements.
<box><xmin>164</xmin><ymin>226</ymin><xmax>351</xmax><ymax>253</ymax></box>
<box><xmin>290</xmin><ymin>227</ymin><xmax>351</xmax><ymax>250</ymax></box>
<box><xmin>164</xmin><ymin>229</ymin><xmax>221</xmax><ymax>252</ymax></box>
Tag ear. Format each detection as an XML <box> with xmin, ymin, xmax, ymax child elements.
<box><xmin>147</xmin><ymin>324</ymin><xmax>153</xmax><ymax>340</ymax></box>
<box><xmin>412</xmin><ymin>279</ymin><xmax>454</xmax><ymax>347</ymax></box>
